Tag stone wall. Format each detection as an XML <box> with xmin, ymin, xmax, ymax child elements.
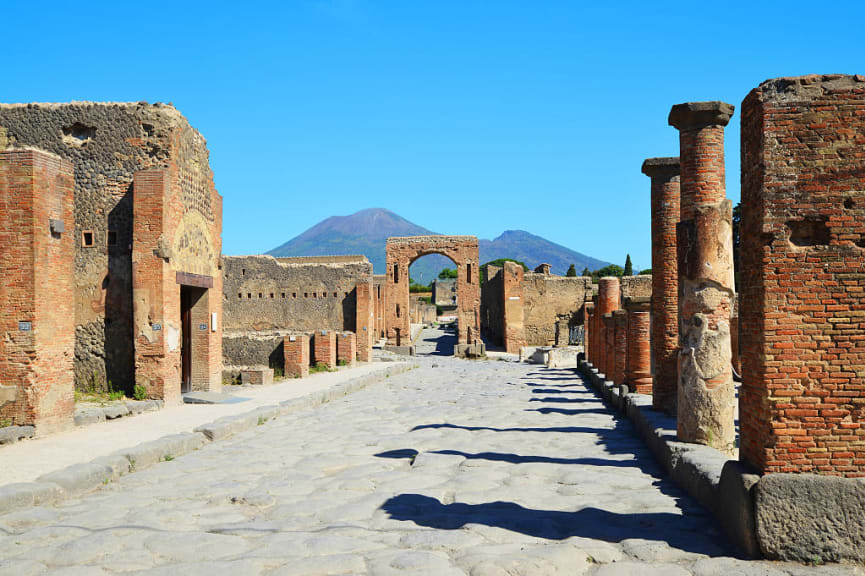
<box><xmin>432</xmin><ymin>278</ymin><xmax>457</xmax><ymax>307</ymax></box>
<box><xmin>0</xmin><ymin>102</ymin><xmax>222</xmax><ymax>396</ymax></box>
<box><xmin>740</xmin><ymin>74</ymin><xmax>865</xmax><ymax>476</ymax></box>
<box><xmin>482</xmin><ymin>266</ymin><xmax>592</xmax><ymax>349</ymax></box>
<box><xmin>520</xmin><ymin>273</ymin><xmax>592</xmax><ymax>347</ymax></box>
<box><xmin>222</xmin><ymin>255</ymin><xmax>372</xmax><ymax>368</ymax></box>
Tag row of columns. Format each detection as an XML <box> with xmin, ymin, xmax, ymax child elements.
<box><xmin>584</xmin><ymin>100</ymin><xmax>736</xmax><ymax>455</ymax></box>
<box><xmin>584</xmin><ymin>278</ymin><xmax>652</xmax><ymax>395</ymax></box>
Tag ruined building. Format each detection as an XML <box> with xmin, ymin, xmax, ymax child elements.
<box><xmin>481</xmin><ymin>262</ymin><xmax>595</xmax><ymax>353</ymax></box>
<box><xmin>0</xmin><ymin>102</ymin><xmax>223</xmax><ymax>432</ymax></box>
<box><xmin>221</xmin><ymin>254</ymin><xmax>374</xmax><ymax>376</ymax></box>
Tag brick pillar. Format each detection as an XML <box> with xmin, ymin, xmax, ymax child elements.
<box><xmin>591</xmin><ymin>294</ymin><xmax>600</xmax><ymax>369</ymax></box>
<box><xmin>584</xmin><ymin>301</ymin><xmax>595</xmax><ymax>364</ymax></box>
<box><xmin>624</xmin><ymin>297</ymin><xmax>652</xmax><ymax>394</ymax></box>
<box><xmin>740</xmin><ymin>74</ymin><xmax>865</xmax><ymax>476</ymax></box>
<box><xmin>502</xmin><ymin>261</ymin><xmax>526</xmax><ymax>354</ymax></box>
<box><xmin>669</xmin><ymin>101</ymin><xmax>736</xmax><ymax>454</ymax></box>
<box><xmin>612</xmin><ymin>310</ymin><xmax>628</xmax><ymax>385</ymax></box>
<box><xmin>283</xmin><ymin>334</ymin><xmax>309</xmax><ymax>378</ymax></box>
<box><xmin>355</xmin><ymin>280</ymin><xmax>374</xmax><ymax>362</ymax></box>
<box><xmin>337</xmin><ymin>332</ymin><xmax>357</xmax><ymax>366</ymax></box>
<box><xmin>602</xmin><ymin>313</ymin><xmax>615</xmax><ymax>381</ymax></box>
<box><xmin>642</xmin><ymin>157</ymin><xmax>680</xmax><ymax>413</ymax></box>
<box><xmin>0</xmin><ymin>149</ymin><xmax>75</xmax><ymax>434</ymax></box>
<box><xmin>596</xmin><ymin>277</ymin><xmax>621</xmax><ymax>376</ymax></box>
<box><xmin>313</xmin><ymin>330</ymin><xmax>337</xmax><ymax>369</ymax></box>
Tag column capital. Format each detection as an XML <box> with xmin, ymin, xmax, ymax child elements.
<box><xmin>641</xmin><ymin>157</ymin><xmax>680</xmax><ymax>179</ymax></box>
<box><xmin>668</xmin><ymin>101</ymin><xmax>734</xmax><ymax>131</ymax></box>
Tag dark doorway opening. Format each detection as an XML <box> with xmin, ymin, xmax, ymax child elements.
<box><xmin>180</xmin><ymin>285</ymin><xmax>207</xmax><ymax>394</ymax></box>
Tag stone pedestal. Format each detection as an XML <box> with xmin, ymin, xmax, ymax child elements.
<box><xmin>642</xmin><ymin>156</ymin><xmax>681</xmax><ymax>412</ymax></box>
<box><xmin>625</xmin><ymin>297</ymin><xmax>652</xmax><ymax>394</ymax></box>
<box><xmin>669</xmin><ymin>101</ymin><xmax>736</xmax><ymax>454</ymax></box>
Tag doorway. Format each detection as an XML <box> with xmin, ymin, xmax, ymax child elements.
<box><xmin>181</xmin><ymin>286</ymin><xmax>193</xmax><ymax>393</ymax></box>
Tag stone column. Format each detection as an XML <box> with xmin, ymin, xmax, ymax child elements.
<box><xmin>591</xmin><ymin>294</ymin><xmax>600</xmax><ymax>368</ymax></box>
<box><xmin>596</xmin><ymin>277</ymin><xmax>620</xmax><ymax>377</ymax></box>
<box><xmin>602</xmin><ymin>313</ymin><xmax>615</xmax><ymax>380</ymax></box>
<box><xmin>669</xmin><ymin>101</ymin><xmax>736</xmax><ymax>454</ymax></box>
<box><xmin>612</xmin><ymin>310</ymin><xmax>628</xmax><ymax>386</ymax></box>
<box><xmin>642</xmin><ymin>156</ymin><xmax>681</xmax><ymax>413</ymax></box>
<box><xmin>624</xmin><ymin>297</ymin><xmax>652</xmax><ymax>394</ymax></box>
<box><xmin>584</xmin><ymin>301</ymin><xmax>595</xmax><ymax>365</ymax></box>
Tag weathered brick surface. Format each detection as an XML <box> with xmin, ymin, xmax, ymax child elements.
<box><xmin>603</xmin><ymin>313</ymin><xmax>615</xmax><ymax>380</ymax></box>
<box><xmin>625</xmin><ymin>297</ymin><xmax>652</xmax><ymax>394</ymax></box>
<box><xmin>386</xmin><ymin>236</ymin><xmax>480</xmax><ymax>345</ymax></box>
<box><xmin>584</xmin><ymin>301</ymin><xmax>595</xmax><ymax>364</ymax></box>
<box><xmin>596</xmin><ymin>277</ymin><xmax>621</xmax><ymax>376</ymax></box>
<box><xmin>313</xmin><ymin>330</ymin><xmax>337</xmax><ymax>369</ymax></box>
<box><xmin>337</xmin><ymin>332</ymin><xmax>357</xmax><ymax>366</ymax></box>
<box><xmin>670</xmin><ymin>101</ymin><xmax>736</xmax><ymax>454</ymax></box>
<box><xmin>241</xmin><ymin>368</ymin><xmax>273</xmax><ymax>386</ymax></box>
<box><xmin>0</xmin><ymin>103</ymin><xmax>220</xmax><ymax>395</ymax></box>
<box><xmin>355</xmin><ymin>279</ymin><xmax>374</xmax><ymax>362</ymax></box>
<box><xmin>613</xmin><ymin>310</ymin><xmax>628</xmax><ymax>385</ymax></box>
<box><xmin>0</xmin><ymin>149</ymin><xmax>75</xmax><ymax>433</ymax></box>
<box><xmin>283</xmin><ymin>334</ymin><xmax>309</xmax><ymax>378</ymax></box>
<box><xmin>643</xmin><ymin>157</ymin><xmax>681</xmax><ymax>412</ymax></box>
<box><xmin>740</xmin><ymin>74</ymin><xmax>865</xmax><ymax>476</ymax></box>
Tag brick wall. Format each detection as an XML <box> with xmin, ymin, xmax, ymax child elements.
<box><xmin>337</xmin><ymin>332</ymin><xmax>357</xmax><ymax>366</ymax></box>
<box><xmin>741</xmin><ymin>74</ymin><xmax>865</xmax><ymax>476</ymax></box>
<box><xmin>0</xmin><ymin>149</ymin><xmax>75</xmax><ymax>433</ymax></box>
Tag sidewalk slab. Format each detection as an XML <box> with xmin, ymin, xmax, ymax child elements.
<box><xmin>0</xmin><ymin>361</ymin><xmax>406</xmax><ymax>487</ymax></box>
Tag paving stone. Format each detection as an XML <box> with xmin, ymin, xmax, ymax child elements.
<box><xmin>2</xmin><ymin>328</ymin><xmax>859</xmax><ymax>574</ymax></box>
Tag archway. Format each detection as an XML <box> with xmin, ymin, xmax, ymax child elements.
<box><xmin>385</xmin><ymin>236</ymin><xmax>480</xmax><ymax>347</ymax></box>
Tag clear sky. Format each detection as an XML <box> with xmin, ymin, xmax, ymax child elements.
<box><xmin>3</xmin><ymin>1</ymin><xmax>863</xmax><ymax>271</ymax></box>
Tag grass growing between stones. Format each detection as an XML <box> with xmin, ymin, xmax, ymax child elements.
<box><xmin>309</xmin><ymin>362</ymin><xmax>334</xmax><ymax>374</ymax></box>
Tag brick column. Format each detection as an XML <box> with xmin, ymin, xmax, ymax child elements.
<box><xmin>642</xmin><ymin>157</ymin><xmax>680</xmax><ymax>413</ymax></box>
<box><xmin>584</xmin><ymin>301</ymin><xmax>595</xmax><ymax>365</ymax></box>
<box><xmin>355</xmin><ymin>280</ymin><xmax>374</xmax><ymax>362</ymax></box>
<box><xmin>612</xmin><ymin>310</ymin><xmax>628</xmax><ymax>385</ymax></box>
<box><xmin>624</xmin><ymin>297</ymin><xmax>652</xmax><ymax>394</ymax></box>
<box><xmin>337</xmin><ymin>332</ymin><xmax>357</xmax><ymax>366</ymax></box>
<box><xmin>0</xmin><ymin>149</ymin><xmax>75</xmax><ymax>434</ymax></box>
<box><xmin>669</xmin><ymin>101</ymin><xmax>736</xmax><ymax>454</ymax></box>
<box><xmin>313</xmin><ymin>330</ymin><xmax>337</xmax><ymax>369</ymax></box>
<box><xmin>591</xmin><ymin>294</ymin><xmax>600</xmax><ymax>369</ymax></box>
<box><xmin>596</xmin><ymin>277</ymin><xmax>621</xmax><ymax>377</ymax></box>
<box><xmin>283</xmin><ymin>334</ymin><xmax>310</xmax><ymax>378</ymax></box>
<box><xmin>602</xmin><ymin>313</ymin><xmax>615</xmax><ymax>381</ymax></box>
<box><xmin>502</xmin><ymin>261</ymin><xmax>526</xmax><ymax>354</ymax></box>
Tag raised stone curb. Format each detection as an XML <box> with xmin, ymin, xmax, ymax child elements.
<box><xmin>73</xmin><ymin>399</ymin><xmax>163</xmax><ymax>427</ymax></box>
<box><xmin>0</xmin><ymin>362</ymin><xmax>415</xmax><ymax>517</ymax></box>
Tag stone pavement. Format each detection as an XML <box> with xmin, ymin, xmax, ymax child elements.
<box><xmin>0</xmin><ymin>328</ymin><xmax>860</xmax><ymax>575</ymax></box>
<box><xmin>0</xmin><ymin>362</ymin><xmax>399</xmax><ymax>487</ymax></box>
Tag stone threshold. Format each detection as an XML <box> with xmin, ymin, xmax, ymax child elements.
<box><xmin>579</xmin><ymin>359</ymin><xmax>865</xmax><ymax>565</ymax></box>
<box><xmin>0</xmin><ymin>363</ymin><xmax>415</xmax><ymax>517</ymax></box>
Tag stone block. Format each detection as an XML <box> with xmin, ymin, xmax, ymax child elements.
<box><xmin>384</xmin><ymin>345</ymin><xmax>415</xmax><ymax>356</ymax></box>
<box><xmin>454</xmin><ymin>342</ymin><xmax>486</xmax><ymax>358</ymax></box>
<box><xmin>755</xmin><ymin>472</ymin><xmax>865</xmax><ymax>563</ymax></box>
<box><xmin>718</xmin><ymin>460</ymin><xmax>760</xmax><ymax>558</ymax></box>
<box><xmin>241</xmin><ymin>367</ymin><xmax>274</xmax><ymax>386</ymax></box>
<box><xmin>0</xmin><ymin>425</ymin><xmax>34</xmax><ymax>445</ymax></box>
<box><xmin>0</xmin><ymin>482</ymin><xmax>64</xmax><ymax>515</ymax></box>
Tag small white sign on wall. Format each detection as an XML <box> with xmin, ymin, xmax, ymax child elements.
<box><xmin>211</xmin><ymin>313</ymin><xmax>218</xmax><ymax>332</ymax></box>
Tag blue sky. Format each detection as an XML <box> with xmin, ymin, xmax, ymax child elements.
<box><xmin>3</xmin><ymin>1</ymin><xmax>863</xmax><ymax>271</ymax></box>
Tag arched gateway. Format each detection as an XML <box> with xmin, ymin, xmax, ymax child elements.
<box><xmin>385</xmin><ymin>236</ymin><xmax>480</xmax><ymax>348</ymax></box>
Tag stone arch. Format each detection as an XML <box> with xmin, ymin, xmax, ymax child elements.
<box><xmin>385</xmin><ymin>236</ymin><xmax>480</xmax><ymax>347</ymax></box>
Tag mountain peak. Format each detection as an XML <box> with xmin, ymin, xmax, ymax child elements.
<box><xmin>266</xmin><ymin>209</ymin><xmax>609</xmax><ymax>277</ymax></box>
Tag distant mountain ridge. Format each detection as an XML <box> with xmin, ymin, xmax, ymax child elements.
<box><xmin>266</xmin><ymin>208</ymin><xmax>609</xmax><ymax>281</ymax></box>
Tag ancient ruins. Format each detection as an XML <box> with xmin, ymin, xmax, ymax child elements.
<box><xmin>2</xmin><ymin>72</ymin><xmax>865</xmax><ymax>567</ymax></box>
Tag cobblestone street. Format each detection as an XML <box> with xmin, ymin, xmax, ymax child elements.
<box><xmin>0</xmin><ymin>329</ymin><xmax>859</xmax><ymax>575</ymax></box>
